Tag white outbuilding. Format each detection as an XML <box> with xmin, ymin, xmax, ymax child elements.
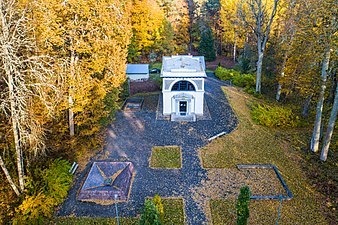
<box><xmin>126</xmin><ymin>64</ymin><xmax>149</xmax><ymax>81</ymax></box>
<box><xmin>161</xmin><ymin>55</ymin><xmax>206</xmax><ymax>121</ymax></box>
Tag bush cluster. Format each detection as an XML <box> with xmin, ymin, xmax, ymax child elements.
<box><xmin>140</xmin><ymin>194</ymin><xmax>164</xmax><ymax>225</ymax></box>
<box><xmin>13</xmin><ymin>159</ymin><xmax>73</xmax><ymax>224</ymax></box>
<box><xmin>215</xmin><ymin>67</ymin><xmax>255</xmax><ymax>89</ymax></box>
<box><xmin>251</xmin><ymin>103</ymin><xmax>300</xmax><ymax>128</ymax></box>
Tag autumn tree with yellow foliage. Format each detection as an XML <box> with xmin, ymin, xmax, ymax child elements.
<box><xmin>31</xmin><ymin>0</ymin><xmax>132</xmax><ymax>139</ymax></box>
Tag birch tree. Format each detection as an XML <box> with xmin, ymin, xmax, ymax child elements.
<box><xmin>239</xmin><ymin>0</ymin><xmax>279</xmax><ymax>93</ymax></box>
<box><xmin>310</xmin><ymin>0</ymin><xmax>337</xmax><ymax>153</ymax></box>
<box><xmin>320</xmin><ymin>83</ymin><xmax>338</xmax><ymax>161</ymax></box>
<box><xmin>310</xmin><ymin>47</ymin><xmax>332</xmax><ymax>152</ymax></box>
<box><xmin>0</xmin><ymin>0</ymin><xmax>58</xmax><ymax>195</ymax></box>
<box><xmin>275</xmin><ymin>0</ymin><xmax>296</xmax><ymax>101</ymax></box>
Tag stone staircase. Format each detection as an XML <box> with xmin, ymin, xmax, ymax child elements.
<box><xmin>171</xmin><ymin>113</ymin><xmax>196</xmax><ymax>122</ymax></box>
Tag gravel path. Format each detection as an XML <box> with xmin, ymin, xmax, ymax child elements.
<box><xmin>56</xmin><ymin>73</ymin><xmax>238</xmax><ymax>224</ymax></box>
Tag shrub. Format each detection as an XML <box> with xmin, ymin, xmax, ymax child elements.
<box><xmin>153</xmin><ymin>194</ymin><xmax>164</xmax><ymax>223</ymax></box>
<box><xmin>13</xmin><ymin>158</ymin><xmax>73</xmax><ymax>224</ymax></box>
<box><xmin>215</xmin><ymin>67</ymin><xmax>240</xmax><ymax>81</ymax></box>
<box><xmin>41</xmin><ymin>158</ymin><xmax>73</xmax><ymax>204</ymax></box>
<box><xmin>139</xmin><ymin>199</ymin><xmax>162</xmax><ymax>225</ymax></box>
<box><xmin>236</xmin><ymin>186</ymin><xmax>250</xmax><ymax>225</ymax></box>
<box><xmin>215</xmin><ymin>67</ymin><xmax>255</xmax><ymax>90</ymax></box>
<box><xmin>13</xmin><ymin>193</ymin><xmax>54</xmax><ymax>225</ymax></box>
<box><xmin>251</xmin><ymin>103</ymin><xmax>300</xmax><ymax>128</ymax></box>
<box><xmin>232</xmin><ymin>73</ymin><xmax>255</xmax><ymax>88</ymax></box>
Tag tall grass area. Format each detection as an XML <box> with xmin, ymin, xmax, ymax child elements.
<box><xmin>200</xmin><ymin>86</ymin><xmax>337</xmax><ymax>224</ymax></box>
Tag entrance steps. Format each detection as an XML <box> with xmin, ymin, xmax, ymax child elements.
<box><xmin>171</xmin><ymin>113</ymin><xmax>196</xmax><ymax>122</ymax></box>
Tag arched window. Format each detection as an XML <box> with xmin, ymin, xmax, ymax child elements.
<box><xmin>171</xmin><ymin>81</ymin><xmax>196</xmax><ymax>91</ymax></box>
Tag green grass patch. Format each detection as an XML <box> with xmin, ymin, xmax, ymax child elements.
<box><xmin>210</xmin><ymin>199</ymin><xmax>281</xmax><ymax>225</ymax></box>
<box><xmin>150</xmin><ymin>146</ymin><xmax>182</xmax><ymax>168</ymax></box>
<box><xmin>162</xmin><ymin>198</ymin><xmax>185</xmax><ymax>225</ymax></box>
<box><xmin>210</xmin><ymin>199</ymin><xmax>236</xmax><ymax>225</ymax></box>
<box><xmin>200</xmin><ymin>86</ymin><xmax>334</xmax><ymax>224</ymax></box>
<box><xmin>150</xmin><ymin>62</ymin><xmax>162</xmax><ymax>69</ymax></box>
<box><xmin>53</xmin><ymin>217</ymin><xmax>138</xmax><ymax>225</ymax></box>
<box><xmin>133</xmin><ymin>91</ymin><xmax>161</xmax><ymax>97</ymax></box>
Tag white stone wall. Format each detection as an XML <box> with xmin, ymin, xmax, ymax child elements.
<box><xmin>162</xmin><ymin>78</ymin><xmax>204</xmax><ymax>115</ymax></box>
<box><xmin>126</xmin><ymin>73</ymin><xmax>149</xmax><ymax>81</ymax></box>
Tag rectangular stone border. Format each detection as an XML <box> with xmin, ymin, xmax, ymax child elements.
<box><xmin>236</xmin><ymin>164</ymin><xmax>293</xmax><ymax>200</ymax></box>
<box><xmin>149</xmin><ymin>146</ymin><xmax>182</xmax><ymax>169</ymax></box>
<box><xmin>122</xmin><ymin>97</ymin><xmax>144</xmax><ymax>112</ymax></box>
<box><xmin>145</xmin><ymin>196</ymin><xmax>186</xmax><ymax>225</ymax></box>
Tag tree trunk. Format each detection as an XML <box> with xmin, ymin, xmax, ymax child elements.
<box><xmin>276</xmin><ymin>79</ymin><xmax>282</xmax><ymax>101</ymax></box>
<box><xmin>1</xmin><ymin>3</ymin><xmax>25</xmax><ymax>191</ymax></box>
<box><xmin>320</xmin><ymin>83</ymin><xmax>338</xmax><ymax>161</ymax></box>
<box><xmin>310</xmin><ymin>47</ymin><xmax>331</xmax><ymax>153</ymax></box>
<box><xmin>276</xmin><ymin>54</ymin><xmax>288</xmax><ymax>101</ymax></box>
<box><xmin>320</xmin><ymin>76</ymin><xmax>336</xmax><ymax>139</ymax></box>
<box><xmin>233</xmin><ymin>31</ymin><xmax>237</xmax><ymax>62</ymax></box>
<box><xmin>69</xmin><ymin>38</ymin><xmax>76</xmax><ymax>137</ymax></box>
<box><xmin>302</xmin><ymin>93</ymin><xmax>313</xmax><ymax>117</ymax></box>
<box><xmin>0</xmin><ymin>155</ymin><xmax>21</xmax><ymax>196</ymax></box>
<box><xmin>6</xmin><ymin>61</ymin><xmax>25</xmax><ymax>192</ymax></box>
<box><xmin>256</xmin><ymin>50</ymin><xmax>264</xmax><ymax>93</ymax></box>
<box><xmin>69</xmin><ymin>96</ymin><xmax>74</xmax><ymax>136</ymax></box>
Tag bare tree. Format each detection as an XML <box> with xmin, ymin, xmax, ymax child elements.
<box><xmin>0</xmin><ymin>0</ymin><xmax>58</xmax><ymax>194</ymax></box>
<box><xmin>239</xmin><ymin>0</ymin><xmax>279</xmax><ymax>93</ymax></box>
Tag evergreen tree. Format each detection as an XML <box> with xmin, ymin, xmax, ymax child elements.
<box><xmin>198</xmin><ymin>26</ymin><xmax>216</xmax><ymax>61</ymax></box>
<box><xmin>236</xmin><ymin>186</ymin><xmax>251</xmax><ymax>225</ymax></box>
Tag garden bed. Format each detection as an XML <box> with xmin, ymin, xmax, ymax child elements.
<box><xmin>149</xmin><ymin>146</ymin><xmax>182</xmax><ymax>168</ymax></box>
<box><xmin>122</xmin><ymin>97</ymin><xmax>144</xmax><ymax>112</ymax></box>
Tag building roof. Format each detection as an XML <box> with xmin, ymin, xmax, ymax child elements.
<box><xmin>126</xmin><ymin>64</ymin><xmax>149</xmax><ymax>74</ymax></box>
<box><xmin>161</xmin><ymin>55</ymin><xmax>206</xmax><ymax>78</ymax></box>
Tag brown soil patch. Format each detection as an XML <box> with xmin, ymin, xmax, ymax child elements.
<box><xmin>130</xmin><ymin>80</ymin><xmax>160</xmax><ymax>96</ymax></box>
<box><xmin>205</xmin><ymin>56</ymin><xmax>236</xmax><ymax>70</ymax></box>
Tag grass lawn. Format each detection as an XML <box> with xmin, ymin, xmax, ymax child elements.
<box><xmin>150</xmin><ymin>146</ymin><xmax>182</xmax><ymax>168</ymax></box>
<box><xmin>162</xmin><ymin>198</ymin><xmax>185</xmax><ymax>225</ymax></box>
<box><xmin>150</xmin><ymin>62</ymin><xmax>162</xmax><ymax>69</ymax></box>
<box><xmin>200</xmin><ymin>86</ymin><xmax>336</xmax><ymax>224</ymax></box>
<box><xmin>210</xmin><ymin>199</ymin><xmax>282</xmax><ymax>225</ymax></box>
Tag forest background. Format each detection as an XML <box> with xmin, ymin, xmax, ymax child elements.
<box><xmin>0</xmin><ymin>0</ymin><xmax>337</xmax><ymax>223</ymax></box>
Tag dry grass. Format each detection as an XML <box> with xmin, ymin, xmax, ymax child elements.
<box><xmin>150</xmin><ymin>146</ymin><xmax>182</xmax><ymax>168</ymax></box>
<box><xmin>199</xmin><ymin>86</ymin><xmax>333</xmax><ymax>224</ymax></box>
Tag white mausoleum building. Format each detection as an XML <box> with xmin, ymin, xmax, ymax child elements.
<box><xmin>161</xmin><ymin>55</ymin><xmax>206</xmax><ymax>121</ymax></box>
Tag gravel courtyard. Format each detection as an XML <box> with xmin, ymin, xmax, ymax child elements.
<box><xmin>57</xmin><ymin>73</ymin><xmax>238</xmax><ymax>224</ymax></box>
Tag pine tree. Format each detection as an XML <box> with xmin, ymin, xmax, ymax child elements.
<box><xmin>199</xmin><ymin>26</ymin><xmax>216</xmax><ymax>61</ymax></box>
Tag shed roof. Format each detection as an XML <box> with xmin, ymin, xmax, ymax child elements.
<box><xmin>161</xmin><ymin>55</ymin><xmax>206</xmax><ymax>78</ymax></box>
<box><xmin>126</xmin><ymin>64</ymin><xmax>149</xmax><ymax>74</ymax></box>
